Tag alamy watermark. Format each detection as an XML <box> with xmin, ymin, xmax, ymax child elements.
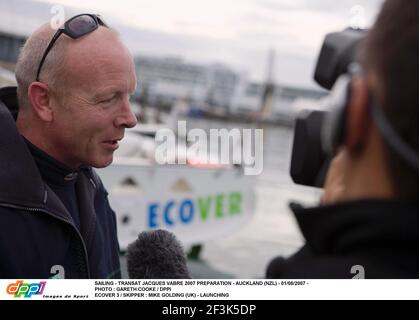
<box><xmin>349</xmin><ymin>5</ymin><xmax>367</xmax><ymax>29</ymax></box>
<box><xmin>50</xmin><ymin>4</ymin><xmax>66</xmax><ymax>30</ymax></box>
<box><xmin>351</xmin><ymin>265</ymin><xmax>365</xmax><ymax>279</ymax></box>
<box><xmin>155</xmin><ymin>121</ymin><xmax>264</xmax><ymax>176</ymax></box>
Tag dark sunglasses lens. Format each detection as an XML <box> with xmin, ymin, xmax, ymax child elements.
<box><xmin>97</xmin><ymin>16</ymin><xmax>108</xmax><ymax>27</ymax></box>
<box><xmin>67</xmin><ymin>15</ymin><xmax>97</xmax><ymax>36</ymax></box>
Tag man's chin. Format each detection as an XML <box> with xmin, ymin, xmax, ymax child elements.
<box><xmin>89</xmin><ymin>156</ymin><xmax>114</xmax><ymax>169</ymax></box>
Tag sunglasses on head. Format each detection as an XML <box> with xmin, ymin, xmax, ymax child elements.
<box><xmin>36</xmin><ymin>13</ymin><xmax>108</xmax><ymax>81</ymax></box>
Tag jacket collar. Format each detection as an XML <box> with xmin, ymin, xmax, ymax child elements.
<box><xmin>0</xmin><ymin>86</ymin><xmax>46</xmax><ymax>207</ymax></box>
<box><xmin>291</xmin><ymin>199</ymin><xmax>419</xmax><ymax>254</ymax></box>
<box><xmin>24</xmin><ymin>137</ymin><xmax>80</xmax><ymax>187</ymax></box>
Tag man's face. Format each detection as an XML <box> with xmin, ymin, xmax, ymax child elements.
<box><xmin>48</xmin><ymin>28</ymin><xmax>138</xmax><ymax>168</ymax></box>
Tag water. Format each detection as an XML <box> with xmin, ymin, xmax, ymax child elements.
<box><xmin>186</xmin><ymin>118</ymin><xmax>322</xmax><ymax>278</ymax></box>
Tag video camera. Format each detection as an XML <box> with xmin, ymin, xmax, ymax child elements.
<box><xmin>290</xmin><ymin>28</ymin><xmax>367</xmax><ymax>187</ymax></box>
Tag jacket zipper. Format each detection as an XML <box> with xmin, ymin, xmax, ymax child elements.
<box><xmin>0</xmin><ymin>202</ymin><xmax>91</xmax><ymax>278</ymax></box>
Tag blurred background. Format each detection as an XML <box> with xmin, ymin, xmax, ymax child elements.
<box><xmin>0</xmin><ymin>0</ymin><xmax>384</xmax><ymax>278</ymax></box>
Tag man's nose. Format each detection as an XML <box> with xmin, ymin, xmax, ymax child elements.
<box><xmin>115</xmin><ymin>99</ymin><xmax>138</xmax><ymax>128</ymax></box>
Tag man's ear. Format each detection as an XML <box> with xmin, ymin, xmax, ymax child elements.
<box><xmin>345</xmin><ymin>77</ymin><xmax>371</xmax><ymax>153</ymax></box>
<box><xmin>28</xmin><ymin>82</ymin><xmax>53</xmax><ymax>122</ymax></box>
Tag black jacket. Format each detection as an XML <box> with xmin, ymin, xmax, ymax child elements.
<box><xmin>267</xmin><ymin>200</ymin><xmax>419</xmax><ymax>278</ymax></box>
<box><xmin>0</xmin><ymin>87</ymin><xmax>121</xmax><ymax>278</ymax></box>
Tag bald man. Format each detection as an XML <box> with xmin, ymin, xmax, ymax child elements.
<box><xmin>0</xmin><ymin>14</ymin><xmax>137</xmax><ymax>278</ymax></box>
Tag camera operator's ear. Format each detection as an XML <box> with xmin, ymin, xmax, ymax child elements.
<box><xmin>28</xmin><ymin>82</ymin><xmax>53</xmax><ymax>122</ymax></box>
<box><xmin>345</xmin><ymin>77</ymin><xmax>370</xmax><ymax>153</ymax></box>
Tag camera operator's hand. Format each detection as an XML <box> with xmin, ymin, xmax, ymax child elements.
<box><xmin>320</xmin><ymin>149</ymin><xmax>347</xmax><ymax>205</ymax></box>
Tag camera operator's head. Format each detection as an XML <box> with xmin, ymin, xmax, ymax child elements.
<box><xmin>322</xmin><ymin>0</ymin><xmax>419</xmax><ymax>203</ymax></box>
<box><xmin>360</xmin><ymin>0</ymin><xmax>419</xmax><ymax>199</ymax></box>
<box><xmin>270</xmin><ymin>0</ymin><xmax>419</xmax><ymax>280</ymax></box>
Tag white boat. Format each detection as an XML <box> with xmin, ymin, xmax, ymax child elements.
<box><xmin>97</xmin><ymin>124</ymin><xmax>256</xmax><ymax>250</ymax></box>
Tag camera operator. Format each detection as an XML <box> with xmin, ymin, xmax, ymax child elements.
<box><xmin>267</xmin><ymin>0</ymin><xmax>419</xmax><ymax>278</ymax></box>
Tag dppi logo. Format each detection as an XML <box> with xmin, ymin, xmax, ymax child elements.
<box><xmin>6</xmin><ymin>280</ymin><xmax>46</xmax><ymax>298</ymax></box>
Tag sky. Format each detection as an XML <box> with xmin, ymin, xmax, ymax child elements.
<box><xmin>0</xmin><ymin>0</ymin><xmax>384</xmax><ymax>88</ymax></box>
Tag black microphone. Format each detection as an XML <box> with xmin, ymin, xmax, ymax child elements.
<box><xmin>127</xmin><ymin>229</ymin><xmax>191</xmax><ymax>279</ymax></box>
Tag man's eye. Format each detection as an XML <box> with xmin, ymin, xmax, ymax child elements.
<box><xmin>100</xmin><ymin>95</ymin><xmax>118</xmax><ymax>104</ymax></box>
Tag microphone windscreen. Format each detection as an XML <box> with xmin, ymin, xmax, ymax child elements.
<box><xmin>127</xmin><ymin>229</ymin><xmax>191</xmax><ymax>279</ymax></box>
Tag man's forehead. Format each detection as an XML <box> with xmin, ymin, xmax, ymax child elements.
<box><xmin>93</xmin><ymin>80</ymin><xmax>137</xmax><ymax>96</ymax></box>
<box><xmin>69</xmin><ymin>69</ymin><xmax>136</xmax><ymax>96</ymax></box>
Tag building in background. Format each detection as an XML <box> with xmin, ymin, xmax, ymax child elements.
<box><xmin>0</xmin><ymin>31</ymin><xmax>25</xmax><ymax>86</ymax></box>
<box><xmin>134</xmin><ymin>55</ymin><xmax>238</xmax><ymax>113</ymax></box>
<box><xmin>0</xmin><ymin>31</ymin><xmax>25</xmax><ymax>70</ymax></box>
<box><xmin>134</xmin><ymin>54</ymin><xmax>328</xmax><ymax>124</ymax></box>
<box><xmin>230</xmin><ymin>82</ymin><xmax>328</xmax><ymax>124</ymax></box>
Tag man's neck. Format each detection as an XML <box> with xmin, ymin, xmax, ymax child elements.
<box><xmin>342</xmin><ymin>143</ymin><xmax>396</xmax><ymax>202</ymax></box>
<box><xmin>343</xmin><ymin>168</ymin><xmax>395</xmax><ymax>202</ymax></box>
<box><xmin>16</xmin><ymin>113</ymin><xmax>80</xmax><ymax>170</ymax></box>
